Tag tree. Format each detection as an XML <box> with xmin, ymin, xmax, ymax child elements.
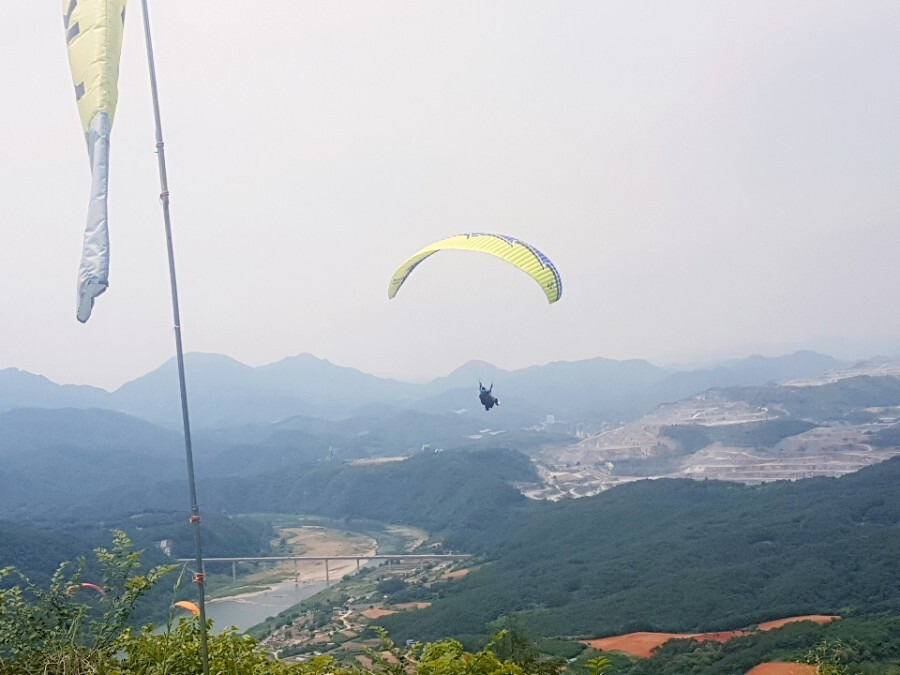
<box><xmin>0</xmin><ymin>530</ymin><xmax>174</xmax><ymax>675</ymax></box>
<box><xmin>367</xmin><ymin>627</ymin><xmax>523</xmax><ymax>675</ymax></box>
<box><xmin>0</xmin><ymin>537</ymin><xmax>538</xmax><ymax>675</ymax></box>
<box><xmin>804</xmin><ymin>639</ymin><xmax>852</xmax><ymax>675</ymax></box>
<box><xmin>585</xmin><ymin>655</ymin><xmax>612</xmax><ymax>675</ymax></box>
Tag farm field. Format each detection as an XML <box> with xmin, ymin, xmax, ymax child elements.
<box><xmin>581</xmin><ymin>615</ymin><xmax>839</xmax><ymax>658</ymax></box>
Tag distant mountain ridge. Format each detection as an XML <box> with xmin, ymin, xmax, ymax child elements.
<box><xmin>531</xmin><ymin>370</ymin><xmax>900</xmax><ymax>500</ymax></box>
<box><xmin>0</xmin><ymin>407</ymin><xmax>185</xmax><ymax>516</ymax></box>
<box><xmin>0</xmin><ymin>368</ymin><xmax>110</xmax><ymax>411</ymax></box>
<box><xmin>0</xmin><ymin>350</ymin><xmax>849</xmax><ymax>429</ymax></box>
<box><xmin>7</xmin><ymin>364</ymin><xmax>897</xmax><ymax>520</ymax></box>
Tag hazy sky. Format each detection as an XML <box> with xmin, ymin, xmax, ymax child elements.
<box><xmin>2</xmin><ymin>2</ymin><xmax>899</xmax><ymax>390</ymax></box>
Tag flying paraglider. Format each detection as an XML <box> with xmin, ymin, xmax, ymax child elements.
<box><xmin>173</xmin><ymin>600</ymin><xmax>200</xmax><ymax>616</ymax></box>
<box><xmin>479</xmin><ymin>382</ymin><xmax>499</xmax><ymax>411</ymax></box>
<box><xmin>387</xmin><ymin>233</ymin><xmax>562</xmax><ymax>303</ymax></box>
<box><xmin>65</xmin><ymin>582</ymin><xmax>105</xmax><ymax>597</ymax></box>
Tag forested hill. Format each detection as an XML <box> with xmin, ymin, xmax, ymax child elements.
<box><xmin>59</xmin><ymin>448</ymin><xmax>538</xmax><ymax>541</ymax></box>
<box><xmin>0</xmin><ymin>513</ymin><xmax>273</xmax><ymax>585</ymax></box>
<box><xmin>378</xmin><ymin>455</ymin><xmax>900</xmax><ymax>642</ymax></box>
<box><xmin>8</xmin><ymin>443</ymin><xmax>900</xmax><ymax>651</ymax></box>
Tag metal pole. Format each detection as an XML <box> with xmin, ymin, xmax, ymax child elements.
<box><xmin>138</xmin><ymin>2</ymin><xmax>209</xmax><ymax>673</ymax></box>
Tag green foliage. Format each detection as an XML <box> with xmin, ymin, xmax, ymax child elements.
<box><xmin>378</xmin><ymin>577</ymin><xmax>407</xmax><ymax>595</ymax></box>
<box><xmin>658</xmin><ymin>425</ymin><xmax>712</xmax><ymax>453</ymax></box>
<box><xmin>722</xmin><ymin>375</ymin><xmax>900</xmax><ymax>423</ymax></box>
<box><xmin>118</xmin><ymin>619</ymin><xmax>301</xmax><ymax>675</ymax></box>
<box><xmin>0</xmin><ymin>535</ymin><xmax>547</xmax><ymax>674</ymax></box>
<box><xmin>0</xmin><ymin>512</ymin><xmax>272</xmax><ymax>586</ymax></box>
<box><xmin>368</xmin><ymin>627</ymin><xmax>523</xmax><ymax>675</ymax></box>
<box><xmin>869</xmin><ymin>424</ymin><xmax>900</xmax><ymax>448</ymax></box>
<box><xmin>579</xmin><ymin>614</ymin><xmax>900</xmax><ymax>674</ymax></box>
<box><xmin>660</xmin><ymin>419</ymin><xmax>816</xmax><ymax>451</ymax></box>
<box><xmin>488</xmin><ymin>619</ymin><xmax>564</xmax><ymax>675</ymax></box>
<box><xmin>570</xmin><ymin>650</ymin><xmax>633</xmax><ymax>675</ymax></box>
<box><xmin>533</xmin><ymin>638</ymin><xmax>585</xmax><ymax>660</ymax></box>
<box><xmin>378</xmin><ymin>458</ymin><xmax>900</xmax><ymax>642</ymax></box>
<box><xmin>42</xmin><ymin>448</ymin><xmax>534</xmax><ymax>550</ymax></box>
<box><xmin>803</xmin><ymin>639</ymin><xmax>852</xmax><ymax>675</ymax></box>
<box><xmin>199</xmin><ymin>448</ymin><xmax>535</xmax><ymax>548</ymax></box>
<box><xmin>0</xmin><ymin>530</ymin><xmax>174</xmax><ymax>674</ymax></box>
<box><xmin>7</xmin><ymin>528</ymin><xmax>900</xmax><ymax>673</ymax></box>
<box><xmin>0</xmin><ymin>521</ymin><xmax>96</xmax><ymax>586</ymax></box>
<box><xmin>121</xmin><ymin>623</ymin><xmax>538</xmax><ymax>675</ymax></box>
<box><xmin>585</xmin><ymin>655</ymin><xmax>613</xmax><ymax>675</ymax></box>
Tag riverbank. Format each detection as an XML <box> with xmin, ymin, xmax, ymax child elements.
<box><xmin>207</xmin><ymin>523</ymin><xmax>377</xmax><ymax>603</ymax></box>
<box><xmin>206</xmin><ymin>579</ymin><xmax>329</xmax><ymax>632</ymax></box>
<box><xmin>202</xmin><ymin>517</ymin><xmax>433</xmax><ymax>633</ymax></box>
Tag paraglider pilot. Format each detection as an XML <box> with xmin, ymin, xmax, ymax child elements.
<box><xmin>479</xmin><ymin>382</ymin><xmax>499</xmax><ymax>411</ymax></box>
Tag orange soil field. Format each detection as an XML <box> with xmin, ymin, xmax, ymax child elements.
<box><xmin>581</xmin><ymin>615</ymin><xmax>840</xmax><ymax>659</ymax></box>
<box><xmin>361</xmin><ymin>603</ymin><xmax>431</xmax><ymax>619</ymax></box>
<box><xmin>757</xmin><ymin>615</ymin><xmax>838</xmax><ymax>630</ymax></box>
<box><xmin>582</xmin><ymin>631</ymin><xmax>745</xmax><ymax>658</ymax></box>
<box><xmin>746</xmin><ymin>663</ymin><xmax>816</xmax><ymax>674</ymax></box>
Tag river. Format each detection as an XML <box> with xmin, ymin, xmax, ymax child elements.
<box><xmin>205</xmin><ymin>579</ymin><xmax>328</xmax><ymax>632</ymax></box>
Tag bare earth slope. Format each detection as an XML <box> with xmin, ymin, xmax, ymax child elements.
<box><xmin>527</xmin><ymin>361</ymin><xmax>900</xmax><ymax>500</ymax></box>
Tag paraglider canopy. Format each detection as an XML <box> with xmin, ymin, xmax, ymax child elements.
<box><xmin>65</xmin><ymin>582</ymin><xmax>105</xmax><ymax>597</ymax></box>
<box><xmin>388</xmin><ymin>233</ymin><xmax>562</xmax><ymax>303</ymax></box>
<box><xmin>173</xmin><ymin>600</ymin><xmax>200</xmax><ymax>616</ymax></box>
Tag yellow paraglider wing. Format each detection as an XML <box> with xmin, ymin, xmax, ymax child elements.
<box><xmin>387</xmin><ymin>233</ymin><xmax>562</xmax><ymax>303</ymax></box>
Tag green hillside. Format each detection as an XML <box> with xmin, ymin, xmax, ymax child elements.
<box><xmin>721</xmin><ymin>375</ymin><xmax>900</xmax><ymax>422</ymax></box>
<box><xmin>8</xmin><ymin>443</ymin><xmax>900</xmax><ymax>669</ymax></box>
<box><xmin>377</xmin><ymin>456</ymin><xmax>900</xmax><ymax>642</ymax></box>
<box><xmin>615</xmin><ymin>614</ymin><xmax>900</xmax><ymax>674</ymax></box>
<box><xmin>64</xmin><ymin>448</ymin><xmax>537</xmax><ymax>540</ymax></box>
<box><xmin>0</xmin><ymin>513</ymin><xmax>272</xmax><ymax>584</ymax></box>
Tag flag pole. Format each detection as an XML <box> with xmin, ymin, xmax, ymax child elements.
<box><xmin>138</xmin><ymin>1</ymin><xmax>210</xmax><ymax>673</ymax></box>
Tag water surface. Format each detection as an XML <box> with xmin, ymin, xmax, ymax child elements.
<box><xmin>206</xmin><ymin>580</ymin><xmax>327</xmax><ymax>632</ymax></box>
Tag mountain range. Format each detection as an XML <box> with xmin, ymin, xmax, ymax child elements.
<box><xmin>0</xmin><ymin>349</ymin><xmax>846</xmax><ymax>429</ymax></box>
<box><xmin>4</xmin><ymin>347</ymin><xmax>894</xmax><ymax>521</ymax></box>
<box><xmin>5</xmin><ymin>350</ymin><xmax>900</xmax><ymax>673</ymax></box>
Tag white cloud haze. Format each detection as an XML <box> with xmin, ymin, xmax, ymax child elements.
<box><xmin>2</xmin><ymin>1</ymin><xmax>899</xmax><ymax>389</ymax></box>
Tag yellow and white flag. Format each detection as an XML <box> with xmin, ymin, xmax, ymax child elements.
<box><xmin>62</xmin><ymin>0</ymin><xmax>127</xmax><ymax>322</ymax></box>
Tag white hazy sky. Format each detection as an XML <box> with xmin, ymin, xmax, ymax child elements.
<box><xmin>2</xmin><ymin>2</ymin><xmax>899</xmax><ymax>390</ymax></box>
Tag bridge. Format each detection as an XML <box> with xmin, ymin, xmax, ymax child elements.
<box><xmin>177</xmin><ymin>553</ymin><xmax>472</xmax><ymax>585</ymax></box>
